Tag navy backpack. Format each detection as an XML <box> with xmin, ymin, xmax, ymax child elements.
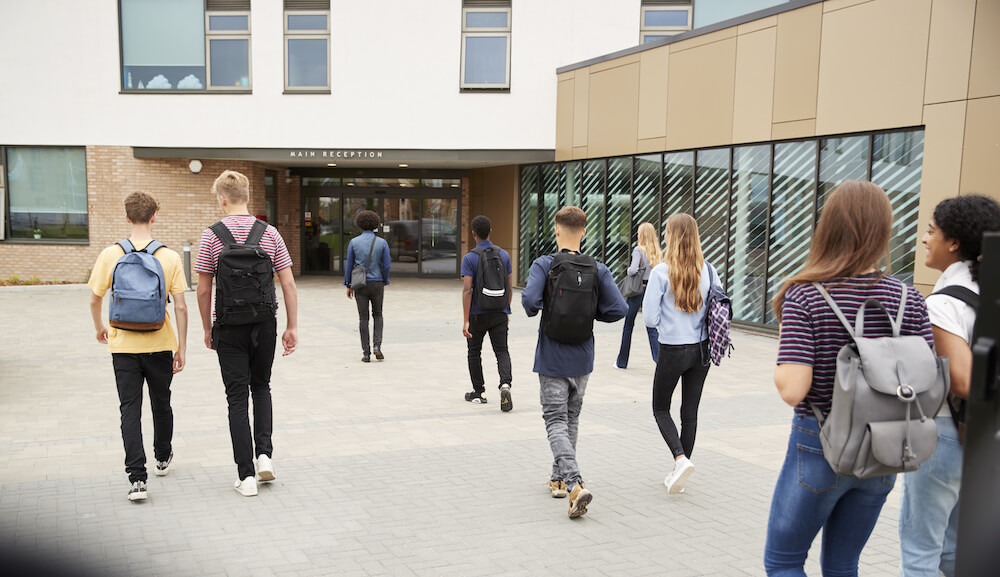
<box><xmin>109</xmin><ymin>240</ymin><xmax>168</xmax><ymax>332</ymax></box>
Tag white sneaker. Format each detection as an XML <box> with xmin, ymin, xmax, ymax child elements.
<box><xmin>666</xmin><ymin>457</ymin><xmax>694</xmax><ymax>495</ymax></box>
<box><xmin>234</xmin><ymin>476</ymin><xmax>258</xmax><ymax>497</ymax></box>
<box><xmin>256</xmin><ymin>455</ymin><xmax>275</xmax><ymax>482</ymax></box>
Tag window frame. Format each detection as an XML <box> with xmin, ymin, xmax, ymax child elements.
<box><xmin>460</xmin><ymin>6</ymin><xmax>512</xmax><ymax>91</ymax></box>
<box><xmin>1</xmin><ymin>145</ymin><xmax>90</xmax><ymax>245</ymax></box>
<box><xmin>639</xmin><ymin>4</ymin><xmax>692</xmax><ymax>44</ymax></box>
<box><xmin>283</xmin><ymin>10</ymin><xmax>331</xmax><ymax>93</ymax></box>
<box><xmin>205</xmin><ymin>11</ymin><xmax>252</xmax><ymax>92</ymax></box>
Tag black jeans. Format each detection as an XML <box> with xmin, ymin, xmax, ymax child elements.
<box><xmin>652</xmin><ymin>340</ymin><xmax>710</xmax><ymax>459</ymax></box>
<box><xmin>214</xmin><ymin>318</ymin><xmax>276</xmax><ymax>480</ymax></box>
<box><xmin>112</xmin><ymin>352</ymin><xmax>174</xmax><ymax>483</ymax></box>
<box><xmin>354</xmin><ymin>281</ymin><xmax>385</xmax><ymax>355</ymax></box>
<box><xmin>467</xmin><ymin>312</ymin><xmax>512</xmax><ymax>392</ymax></box>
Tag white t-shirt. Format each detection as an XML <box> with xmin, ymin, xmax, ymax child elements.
<box><xmin>926</xmin><ymin>260</ymin><xmax>978</xmax><ymax>416</ymax></box>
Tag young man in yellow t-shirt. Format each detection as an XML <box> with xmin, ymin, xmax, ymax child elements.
<box><xmin>88</xmin><ymin>192</ymin><xmax>188</xmax><ymax>502</ymax></box>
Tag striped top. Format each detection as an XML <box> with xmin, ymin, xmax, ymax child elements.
<box><xmin>194</xmin><ymin>215</ymin><xmax>293</xmax><ymax>275</ymax></box>
<box><xmin>776</xmin><ymin>274</ymin><xmax>934</xmax><ymax>417</ymax></box>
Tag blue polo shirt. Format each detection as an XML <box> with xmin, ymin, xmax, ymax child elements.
<box><xmin>461</xmin><ymin>240</ymin><xmax>513</xmax><ymax>315</ymax></box>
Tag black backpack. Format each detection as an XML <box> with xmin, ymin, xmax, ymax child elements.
<box><xmin>210</xmin><ymin>219</ymin><xmax>277</xmax><ymax>326</ymax></box>
<box><xmin>472</xmin><ymin>246</ymin><xmax>510</xmax><ymax>311</ymax></box>
<box><xmin>931</xmin><ymin>284</ymin><xmax>979</xmax><ymax>443</ymax></box>
<box><xmin>542</xmin><ymin>252</ymin><xmax>599</xmax><ymax>344</ymax></box>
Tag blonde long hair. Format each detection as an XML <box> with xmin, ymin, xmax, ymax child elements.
<box><xmin>637</xmin><ymin>222</ymin><xmax>663</xmax><ymax>268</ymax></box>
<box><xmin>664</xmin><ymin>214</ymin><xmax>705</xmax><ymax>313</ymax></box>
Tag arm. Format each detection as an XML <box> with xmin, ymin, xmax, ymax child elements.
<box><xmin>521</xmin><ymin>261</ymin><xmax>546</xmax><ymax>317</ymax></box>
<box><xmin>774</xmin><ymin>363</ymin><xmax>814</xmax><ymax>407</ymax></box>
<box><xmin>643</xmin><ymin>267</ymin><xmax>664</xmax><ymax>328</ymax></box>
<box><xmin>344</xmin><ymin>241</ymin><xmax>355</xmax><ymax>290</ymax></box>
<box><xmin>381</xmin><ymin>239</ymin><xmax>391</xmax><ymax>285</ymax></box>
<box><xmin>197</xmin><ymin>273</ymin><xmax>214</xmax><ymax>349</ymax></box>
<box><xmin>933</xmin><ymin>325</ymin><xmax>972</xmax><ymax>398</ymax></box>
<box><xmin>89</xmin><ymin>292</ymin><xmax>108</xmax><ymax>344</ymax></box>
<box><xmin>774</xmin><ymin>290</ymin><xmax>815</xmax><ymax>407</ymax></box>
<box><xmin>462</xmin><ymin>275</ymin><xmax>474</xmax><ymax>338</ymax></box>
<box><xmin>278</xmin><ymin>267</ymin><xmax>298</xmax><ymax>356</ymax></box>
<box><xmin>627</xmin><ymin>247</ymin><xmax>641</xmax><ymax>276</ymax></box>
<box><xmin>172</xmin><ymin>292</ymin><xmax>188</xmax><ymax>373</ymax></box>
<box><xmin>596</xmin><ymin>266</ymin><xmax>628</xmax><ymax>323</ymax></box>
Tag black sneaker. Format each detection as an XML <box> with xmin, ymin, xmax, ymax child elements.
<box><xmin>500</xmin><ymin>384</ymin><xmax>513</xmax><ymax>412</ymax></box>
<box><xmin>128</xmin><ymin>480</ymin><xmax>147</xmax><ymax>502</ymax></box>
<box><xmin>373</xmin><ymin>347</ymin><xmax>384</xmax><ymax>360</ymax></box>
<box><xmin>154</xmin><ymin>452</ymin><xmax>173</xmax><ymax>476</ymax></box>
<box><xmin>362</xmin><ymin>354</ymin><xmax>371</xmax><ymax>363</ymax></box>
<box><xmin>465</xmin><ymin>391</ymin><xmax>487</xmax><ymax>404</ymax></box>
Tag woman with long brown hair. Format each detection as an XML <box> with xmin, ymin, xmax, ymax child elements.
<box><xmin>615</xmin><ymin>222</ymin><xmax>662</xmax><ymax>369</ymax></box>
<box><xmin>764</xmin><ymin>181</ymin><xmax>934</xmax><ymax>576</ymax></box>
<box><xmin>642</xmin><ymin>213</ymin><xmax>722</xmax><ymax>495</ymax></box>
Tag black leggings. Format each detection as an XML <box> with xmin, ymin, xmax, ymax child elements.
<box><xmin>652</xmin><ymin>340</ymin><xmax>710</xmax><ymax>459</ymax></box>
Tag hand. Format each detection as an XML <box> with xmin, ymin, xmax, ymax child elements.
<box><xmin>462</xmin><ymin>321</ymin><xmax>472</xmax><ymax>339</ymax></box>
<box><xmin>172</xmin><ymin>349</ymin><xmax>186</xmax><ymax>374</ymax></box>
<box><xmin>282</xmin><ymin>328</ymin><xmax>298</xmax><ymax>356</ymax></box>
<box><xmin>346</xmin><ymin>287</ymin><xmax>354</xmax><ymax>300</ymax></box>
<box><xmin>95</xmin><ymin>326</ymin><xmax>108</xmax><ymax>344</ymax></box>
<box><xmin>204</xmin><ymin>330</ymin><xmax>213</xmax><ymax>350</ymax></box>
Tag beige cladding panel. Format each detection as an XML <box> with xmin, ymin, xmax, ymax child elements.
<box><xmin>587</xmin><ymin>63</ymin><xmax>640</xmax><ymax>158</ymax></box>
<box><xmin>555</xmin><ymin>77</ymin><xmax>575</xmax><ymax>161</ymax></box>
<box><xmin>961</xmin><ymin>96</ymin><xmax>1000</xmax><ymax>197</ymax></box>
<box><xmin>916</xmin><ymin>101</ymin><xmax>967</xmax><ymax>286</ymax></box>
<box><xmin>637</xmin><ymin>47</ymin><xmax>670</xmax><ymax>141</ymax></box>
<box><xmin>923</xmin><ymin>0</ymin><xmax>976</xmax><ymax>105</ymax></box>
<box><xmin>772</xmin><ymin>3</ymin><xmax>822</xmax><ymax>124</ymax></box>
<box><xmin>816</xmin><ymin>0</ymin><xmax>932</xmax><ymax>135</ymax></box>
<box><xmin>665</xmin><ymin>37</ymin><xmax>737</xmax><ymax>151</ymax></box>
<box><xmin>573</xmin><ymin>72</ymin><xmax>590</xmax><ymax>148</ymax></box>
<box><xmin>968</xmin><ymin>0</ymin><xmax>1000</xmax><ymax>99</ymax></box>
<box><xmin>732</xmin><ymin>27</ymin><xmax>777</xmax><ymax>144</ymax></box>
<box><xmin>771</xmin><ymin>118</ymin><xmax>816</xmax><ymax>140</ymax></box>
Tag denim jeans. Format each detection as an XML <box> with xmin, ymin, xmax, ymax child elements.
<box><xmin>355</xmin><ymin>281</ymin><xmax>384</xmax><ymax>355</ymax></box>
<box><xmin>898</xmin><ymin>416</ymin><xmax>962</xmax><ymax>577</ymax></box>
<box><xmin>652</xmin><ymin>341</ymin><xmax>710</xmax><ymax>459</ymax></box>
<box><xmin>764</xmin><ymin>414</ymin><xmax>896</xmax><ymax>577</ymax></box>
<box><xmin>539</xmin><ymin>373</ymin><xmax>589</xmax><ymax>487</ymax></box>
<box><xmin>112</xmin><ymin>352</ymin><xmax>174</xmax><ymax>483</ymax></box>
<box><xmin>467</xmin><ymin>312</ymin><xmax>512</xmax><ymax>392</ymax></box>
<box><xmin>616</xmin><ymin>289</ymin><xmax>659</xmax><ymax>368</ymax></box>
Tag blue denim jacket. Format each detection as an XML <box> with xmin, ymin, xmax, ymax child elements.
<box><xmin>344</xmin><ymin>231</ymin><xmax>391</xmax><ymax>286</ymax></box>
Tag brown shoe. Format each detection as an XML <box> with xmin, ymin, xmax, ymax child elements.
<box><xmin>568</xmin><ymin>482</ymin><xmax>592</xmax><ymax>518</ymax></box>
<box><xmin>546</xmin><ymin>479</ymin><xmax>568</xmax><ymax>498</ymax></box>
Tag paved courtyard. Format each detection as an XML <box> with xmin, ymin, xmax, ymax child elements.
<box><xmin>0</xmin><ymin>277</ymin><xmax>905</xmax><ymax>576</ymax></box>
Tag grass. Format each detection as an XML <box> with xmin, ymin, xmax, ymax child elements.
<box><xmin>0</xmin><ymin>275</ymin><xmax>78</xmax><ymax>287</ymax></box>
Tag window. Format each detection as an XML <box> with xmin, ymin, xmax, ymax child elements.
<box><xmin>264</xmin><ymin>171</ymin><xmax>278</xmax><ymax>224</ymax></box>
<box><xmin>284</xmin><ymin>0</ymin><xmax>331</xmax><ymax>92</ymax></box>
<box><xmin>640</xmin><ymin>1</ymin><xmax>692</xmax><ymax>44</ymax></box>
<box><xmin>119</xmin><ymin>0</ymin><xmax>251</xmax><ymax>92</ymax></box>
<box><xmin>461</xmin><ymin>1</ymin><xmax>511</xmax><ymax>90</ymax></box>
<box><xmin>4</xmin><ymin>147</ymin><xmax>88</xmax><ymax>241</ymax></box>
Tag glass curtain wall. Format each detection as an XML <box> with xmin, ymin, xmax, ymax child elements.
<box><xmin>517</xmin><ymin>128</ymin><xmax>925</xmax><ymax>329</ymax></box>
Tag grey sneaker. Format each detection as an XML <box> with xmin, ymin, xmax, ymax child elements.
<box><xmin>154</xmin><ymin>452</ymin><xmax>173</xmax><ymax>476</ymax></box>
<box><xmin>500</xmin><ymin>384</ymin><xmax>513</xmax><ymax>412</ymax></box>
<box><xmin>128</xmin><ymin>480</ymin><xmax>147</xmax><ymax>502</ymax></box>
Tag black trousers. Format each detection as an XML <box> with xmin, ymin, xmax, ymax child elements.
<box><xmin>467</xmin><ymin>312</ymin><xmax>512</xmax><ymax>392</ymax></box>
<box><xmin>214</xmin><ymin>318</ymin><xmax>276</xmax><ymax>480</ymax></box>
<box><xmin>112</xmin><ymin>352</ymin><xmax>174</xmax><ymax>483</ymax></box>
<box><xmin>354</xmin><ymin>281</ymin><xmax>385</xmax><ymax>354</ymax></box>
<box><xmin>652</xmin><ymin>341</ymin><xmax>710</xmax><ymax>459</ymax></box>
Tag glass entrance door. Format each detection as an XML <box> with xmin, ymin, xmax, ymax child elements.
<box><xmin>420</xmin><ymin>198</ymin><xmax>459</xmax><ymax>274</ymax></box>
<box><xmin>302</xmin><ymin>195</ymin><xmax>341</xmax><ymax>274</ymax></box>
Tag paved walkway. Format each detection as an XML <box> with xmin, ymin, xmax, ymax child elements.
<box><xmin>0</xmin><ymin>278</ymin><xmax>903</xmax><ymax>576</ymax></box>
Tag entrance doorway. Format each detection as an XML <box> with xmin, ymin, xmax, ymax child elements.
<box><xmin>302</xmin><ymin>186</ymin><xmax>460</xmax><ymax>276</ymax></box>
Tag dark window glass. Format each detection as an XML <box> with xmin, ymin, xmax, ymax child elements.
<box><xmin>728</xmin><ymin>145</ymin><xmax>770</xmax><ymax>323</ymax></box>
<box><xmin>581</xmin><ymin>160</ymin><xmax>606</xmax><ymax>260</ymax></box>
<box><xmin>663</xmin><ymin>151</ymin><xmax>695</xmax><ymax>226</ymax></box>
<box><xmin>605</xmin><ymin>157</ymin><xmax>633</xmax><ymax>283</ymax></box>
<box><xmin>818</xmin><ymin>135</ymin><xmax>869</xmax><ymax>210</ymax></box>
<box><xmin>209</xmin><ymin>38</ymin><xmax>250</xmax><ymax>87</ymax></box>
<box><xmin>539</xmin><ymin>164</ymin><xmax>564</xmax><ymax>257</ymax></box>
<box><xmin>518</xmin><ymin>166</ymin><xmax>539</xmax><ymax>282</ymax></box>
<box><xmin>872</xmin><ymin>130</ymin><xmax>924</xmax><ymax>285</ymax></box>
<box><xmin>632</xmin><ymin>154</ymin><xmax>662</xmax><ymax>249</ymax></box>
<box><xmin>695</xmin><ymin>148</ymin><xmax>730</xmax><ymax>289</ymax></box>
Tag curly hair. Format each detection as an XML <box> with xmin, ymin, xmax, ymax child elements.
<box><xmin>355</xmin><ymin>210</ymin><xmax>380</xmax><ymax>231</ymax></box>
<box><xmin>471</xmin><ymin>215</ymin><xmax>492</xmax><ymax>240</ymax></box>
<box><xmin>933</xmin><ymin>194</ymin><xmax>1000</xmax><ymax>282</ymax></box>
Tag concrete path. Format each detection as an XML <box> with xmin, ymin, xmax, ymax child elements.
<box><xmin>0</xmin><ymin>278</ymin><xmax>903</xmax><ymax>576</ymax></box>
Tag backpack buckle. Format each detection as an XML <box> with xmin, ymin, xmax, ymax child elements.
<box><xmin>896</xmin><ymin>384</ymin><xmax>916</xmax><ymax>402</ymax></box>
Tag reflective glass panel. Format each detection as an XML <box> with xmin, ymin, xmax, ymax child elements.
<box><xmin>728</xmin><ymin>145</ymin><xmax>770</xmax><ymax>324</ymax></box>
<box><xmin>581</xmin><ymin>160</ymin><xmax>606</xmax><ymax>259</ymax></box>
<box><xmin>6</xmin><ymin>147</ymin><xmax>88</xmax><ymax>240</ymax></box>
<box><xmin>819</xmin><ymin>135</ymin><xmax>868</xmax><ymax>210</ymax></box>
<box><xmin>420</xmin><ymin>198</ymin><xmax>459</xmax><ymax>274</ymax></box>
<box><xmin>421</xmin><ymin>179</ymin><xmax>462</xmax><ymax>188</ymax></box>
<box><xmin>301</xmin><ymin>177</ymin><xmax>340</xmax><ymax>186</ymax></box>
<box><xmin>465</xmin><ymin>11</ymin><xmax>508</xmax><ymax>28</ymax></box>
<box><xmin>644</xmin><ymin>9</ymin><xmax>688</xmax><ymax>27</ymax></box>
<box><xmin>383</xmin><ymin>198</ymin><xmax>420</xmax><ymax>274</ymax></box>
<box><xmin>209</xmin><ymin>38</ymin><xmax>250</xmax><ymax>87</ymax></box>
<box><xmin>288</xmin><ymin>38</ymin><xmax>328</xmax><ymax>87</ymax></box>
<box><xmin>872</xmin><ymin>130</ymin><xmax>924</xmax><ymax>285</ymax></box>
<box><xmin>303</xmin><ymin>196</ymin><xmax>341</xmax><ymax>273</ymax></box>
<box><xmin>695</xmin><ymin>148</ymin><xmax>730</xmax><ymax>288</ymax></box>
<box><xmin>564</xmin><ymin>162</ymin><xmax>582</xmax><ymax>207</ymax></box>
<box><xmin>632</xmin><ymin>154</ymin><xmax>661</xmax><ymax>245</ymax></box>
<box><xmin>605</xmin><ymin>158</ymin><xmax>633</xmax><ymax>283</ymax></box>
<box><xmin>519</xmin><ymin>166</ymin><xmax>540</xmax><ymax>282</ymax></box>
<box><xmin>663</xmin><ymin>151</ymin><xmax>694</xmax><ymax>226</ymax></box>
<box><xmin>643</xmin><ymin>35</ymin><xmax>670</xmax><ymax>44</ymax></box>
<box><xmin>464</xmin><ymin>36</ymin><xmax>507</xmax><ymax>85</ymax></box>
<box><xmin>287</xmin><ymin>14</ymin><xmax>328</xmax><ymax>31</ymax></box>
<box><xmin>121</xmin><ymin>0</ymin><xmax>205</xmax><ymax>90</ymax></box>
<box><xmin>539</xmin><ymin>164</ymin><xmax>564</xmax><ymax>257</ymax></box>
<box><xmin>209</xmin><ymin>15</ymin><xmax>249</xmax><ymax>31</ymax></box>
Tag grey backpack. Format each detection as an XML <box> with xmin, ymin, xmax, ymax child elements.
<box><xmin>809</xmin><ymin>282</ymin><xmax>949</xmax><ymax>479</ymax></box>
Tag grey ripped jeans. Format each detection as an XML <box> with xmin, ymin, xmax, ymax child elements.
<box><xmin>539</xmin><ymin>373</ymin><xmax>590</xmax><ymax>487</ymax></box>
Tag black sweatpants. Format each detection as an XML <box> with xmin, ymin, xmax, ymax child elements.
<box><xmin>651</xmin><ymin>340</ymin><xmax>710</xmax><ymax>459</ymax></box>
<box><xmin>112</xmin><ymin>352</ymin><xmax>174</xmax><ymax>483</ymax></box>
<box><xmin>466</xmin><ymin>311</ymin><xmax>512</xmax><ymax>392</ymax></box>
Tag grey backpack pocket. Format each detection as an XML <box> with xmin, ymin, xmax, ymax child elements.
<box><xmin>856</xmin><ymin>419</ymin><xmax>939</xmax><ymax>478</ymax></box>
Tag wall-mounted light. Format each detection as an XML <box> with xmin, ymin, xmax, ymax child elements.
<box><xmin>398</xmin><ymin>163</ymin><xmax>408</xmax><ymax>168</ymax></box>
<box><xmin>327</xmin><ymin>163</ymin><xmax>337</xmax><ymax>167</ymax></box>
<box><xmin>189</xmin><ymin>159</ymin><xmax>203</xmax><ymax>174</ymax></box>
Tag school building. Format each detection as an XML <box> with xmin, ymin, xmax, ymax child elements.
<box><xmin>1</xmin><ymin>0</ymin><xmax>997</xmax><ymax>330</ymax></box>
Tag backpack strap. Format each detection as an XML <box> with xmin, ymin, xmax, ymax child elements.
<box><xmin>932</xmin><ymin>285</ymin><xmax>979</xmax><ymax>311</ymax></box>
<box><xmin>812</xmin><ymin>282</ymin><xmax>856</xmax><ymax>338</ymax></box>
<box><xmin>210</xmin><ymin>221</ymin><xmax>237</xmax><ymax>248</ymax></box>
<box><xmin>117</xmin><ymin>240</ymin><xmax>136</xmax><ymax>254</ymax></box>
<box><xmin>245</xmin><ymin>219</ymin><xmax>267</xmax><ymax>247</ymax></box>
<box><xmin>143</xmin><ymin>240</ymin><xmax>165</xmax><ymax>255</ymax></box>
<box><xmin>364</xmin><ymin>234</ymin><xmax>377</xmax><ymax>266</ymax></box>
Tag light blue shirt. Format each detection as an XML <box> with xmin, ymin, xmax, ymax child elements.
<box><xmin>642</xmin><ymin>261</ymin><xmax>721</xmax><ymax>345</ymax></box>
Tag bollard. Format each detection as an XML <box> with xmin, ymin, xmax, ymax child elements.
<box><xmin>182</xmin><ymin>241</ymin><xmax>194</xmax><ymax>291</ymax></box>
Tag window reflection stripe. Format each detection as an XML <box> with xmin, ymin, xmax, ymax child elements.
<box><xmin>728</xmin><ymin>145</ymin><xmax>770</xmax><ymax>324</ymax></box>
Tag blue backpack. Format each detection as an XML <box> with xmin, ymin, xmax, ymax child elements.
<box><xmin>109</xmin><ymin>240</ymin><xmax>168</xmax><ymax>332</ymax></box>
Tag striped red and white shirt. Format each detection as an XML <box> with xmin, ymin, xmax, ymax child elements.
<box><xmin>776</xmin><ymin>274</ymin><xmax>933</xmax><ymax>417</ymax></box>
<box><xmin>195</xmin><ymin>215</ymin><xmax>293</xmax><ymax>318</ymax></box>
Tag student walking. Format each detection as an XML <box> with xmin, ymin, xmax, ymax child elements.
<box><xmin>615</xmin><ymin>222</ymin><xmax>661</xmax><ymax>369</ymax></box>
<box><xmin>345</xmin><ymin>210</ymin><xmax>391</xmax><ymax>362</ymax></box>
<box><xmin>522</xmin><ymin>206</ymin><xmax>627</xmax><ymax>518</ymax></box>
<box><xmin>764</xmin><ymin>181</ymin><xmax>934</xmax><ymax>576</ymax></box>
<box><xmin>642</xmin><ymin>214</ymin><xmax>721</xmax><ymax>494</ymax></box>
<box><xmin>195</xmin><ymin>170</ymin><xmax>298</xmax><ymax>498</ymax></box>
<box><xmin>461</xmin><ymin>215</ymin><xmax>514</xmax><ymax>410</ymax></box>
<box><xmin>899</xmin><ymin>194</ymin><xmax>1000</xmax><ymax>577</ymax></box>
<box><xmin>88</xmin><ymin>192</ymin><xmax>188</xmax><ymax>501</ymax></box>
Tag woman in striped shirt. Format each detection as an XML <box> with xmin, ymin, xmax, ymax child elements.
<box><xmin>764</xmin><ymin>181</ymin><xmax>934</xmax><ymax>576</ymax></box>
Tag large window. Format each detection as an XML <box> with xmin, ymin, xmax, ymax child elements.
<box><xmin>461</xmin><ymin>1</ymin><xmax>511</xmax><ymax>90</ymax></box>
<box><xmin>120</xmin><ymin>0</ymin><xmax>251</xmax><ymax>92</ymax></box>
<box><xmin>640</xmin><ymin>1</ymin><xmax>692</xmax><ymax>44</ymax></box>
<box><xmin>4</xmin><ymin>147</ymin><xmax>88</xmax><ymax>241</ymax></box>
<box><xmin>518</xmin><ymin>128</ymin><xmax>926</xmax><ymax>328</ymax></box>
<box><xmin>284</xmin><ymin>0</ymin><xmax>331</xmax><ymax>92</ymax></box>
